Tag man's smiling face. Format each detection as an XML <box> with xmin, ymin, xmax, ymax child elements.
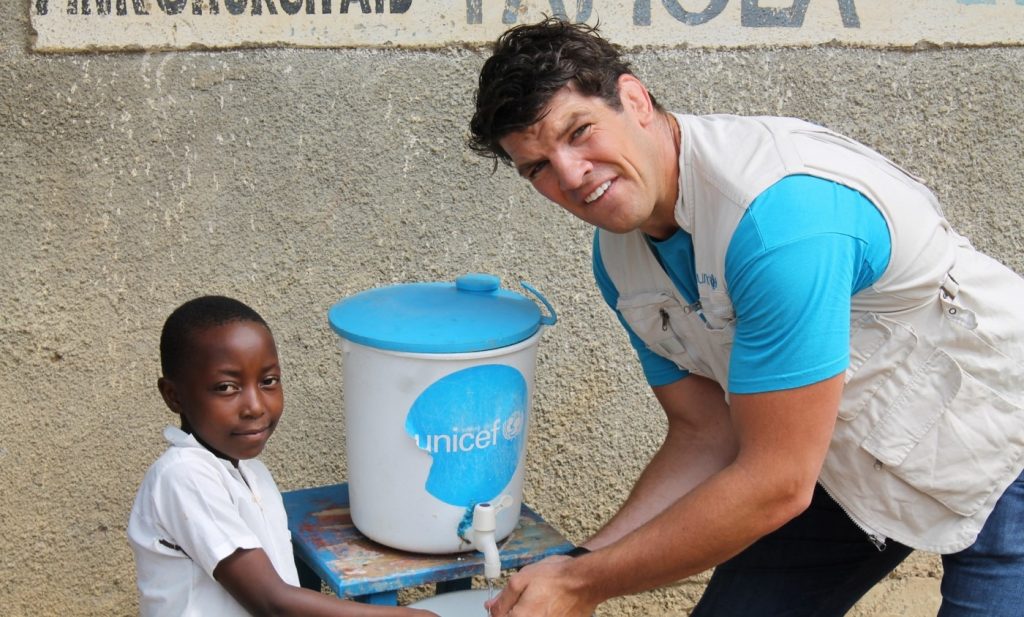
<box><xmin>499</xmin><ymin>75</ymin><xmax>678</xmax><ymax>239</ymax></box>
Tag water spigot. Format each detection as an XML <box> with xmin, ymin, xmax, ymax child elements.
<box><xmin>471</xmin><ymin>495</ymin><xmax>513</xmax><ymax>580</ymax></box>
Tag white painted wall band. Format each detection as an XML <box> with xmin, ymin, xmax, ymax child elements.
<box><xmin>30</xmin><ymin>0</ymin><xmax>1024</xmax><ymax>52</ymax></box>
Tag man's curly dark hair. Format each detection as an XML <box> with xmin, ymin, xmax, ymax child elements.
<box><xmin>468</xmin><ymin>18</ymin><xmax>660</xmax><ymax>166</ymax></box>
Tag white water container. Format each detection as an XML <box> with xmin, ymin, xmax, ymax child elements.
<box><xmin>328</xmin><ymin>274</ymin><xmax>556</xmax><ymax>554</ymax></box>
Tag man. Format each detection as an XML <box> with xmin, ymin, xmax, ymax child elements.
<box><xmin>469</xmin><ymin>18</ymin><xmax>1024</xmax><ymax>617</ymax></box>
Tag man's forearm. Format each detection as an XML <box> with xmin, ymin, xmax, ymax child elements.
<box><xmin>586</xmin><ymin>376</ymin><xmax>738</xmax><ymax>550</ymax></box>
<box><xmin>565</xmin><ymin>458</ymin><xmax>805</xmax><ymax>605</ymax></box>
<box><xmin>585</xmin><ymin>419</ymin><xmax>737</xmax><ymax>549</ymax></box>
<box><xmin>569</xmin><ymin>374</ymin><xmax>845</xmax><ymax>603</ymax></box>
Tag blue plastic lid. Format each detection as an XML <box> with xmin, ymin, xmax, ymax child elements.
<box><xmin>328</xmin><ymin>274</ymin><xmax>556</xmax><ymax>353</ymax></box>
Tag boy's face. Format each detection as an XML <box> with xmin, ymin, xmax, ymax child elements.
<box><xmin>159</xmin><ymin>320</ymin><xmax>284</xmax><ymax>465</ymax></box>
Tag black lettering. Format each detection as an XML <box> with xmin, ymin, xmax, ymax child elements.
<box><xmin>96</xmin><ymin>0</ymin><xmax>110</xmax><ymax>14</ymax></box>
<box><xmin>156</xmin><ymin>0</ymin><xmax>187</xmax><ymax>14</ymax></box>
<box><xmin>340</xmin><ymin>0</ymin><xmax>370</xmax><ymax>13</ymax></box>
<box><xmin>194</xmin><ymin>0</ymin><xmax>219</xmax><ymax>15</ymax></box>
<box><xmin>35</xmin><ymin>0</ymin><xmax>47</xmax><ymax>15</ymax></box>
<box><xmin>466</xmin><ymin>0</ymin><xmax>481</xmax><ymax>24</ymax></box>
<box><xmin>319</xmin><ymin>0</ymin><xmax>403</xmax><ymax>14</ymax></box>
<box><xmin>225</xmin><ymin>0</ymin><xmax>246</xmax><ymax>14</ymax></box>
<box><xmin>280</xmin><ymin>0</ymin><xmax>303</xmax><ymax>14</ymax></box>
<box><xmin>115</xmin><ymin>0</ymin><xmax>149</xmax><ymax>13</ymax></box>
<box><xmin>251</xmin><ymin>0</ymin><xmax>278</xmax><ymax>14</ymax></box>
<box><xmin>742</xmin><ymin>0</ymin><xmax>859</xmax><ymax>28</ymax></box>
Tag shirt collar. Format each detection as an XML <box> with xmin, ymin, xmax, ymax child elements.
<box><xmin>163</xmin><ymin>425</ymin><xmax>202</xmax><ymax>448</ymax></box>
<box><xmin>162</xmin><ymin>425</ymin><xmax>244</xmax><ymax>473</ymax></box>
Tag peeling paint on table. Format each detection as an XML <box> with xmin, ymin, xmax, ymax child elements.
<box><xmin>282</xmin><ymin>483</ymin><xmax>574</xmax><ymax>600</ymax></box>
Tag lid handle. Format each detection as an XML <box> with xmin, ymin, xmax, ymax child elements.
<box><xmin>520</xmin><ymin>281</ymin><xmax>558</xmax><ymax>327</ymax></box>
<box><xmin>456</xmin><ymin>273</ymin><xmax>500</xmax><ymax>293</ymax></box>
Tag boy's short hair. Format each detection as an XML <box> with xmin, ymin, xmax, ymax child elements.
<box><xmin>160</xmin><ymin>295</ymin><xmax>269</xmax><ymax>380</ymax></box>
<box><xmin>469</xmin><ymin>17</ymin><xmax>658</xmax><ymax>166</ymax></box>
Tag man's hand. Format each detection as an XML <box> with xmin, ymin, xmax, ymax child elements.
<box><xmin>484</xmin><ymin>555</ymin><xmax>598</xmax><ymax>617</ymax></box>
<box><xmin>489</xmin><ymin>372</ymin><xmax>844</xmax><ymax>612</ymax></box>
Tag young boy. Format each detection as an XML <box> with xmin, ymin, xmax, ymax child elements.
<box><xmin>128</xmin><ymin>295</ymin><xmax>436</xmax><ymax>617</ymax></box>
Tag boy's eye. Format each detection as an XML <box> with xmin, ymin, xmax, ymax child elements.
<box><xmin>214</xmin><ymin>383</ymin><xmax>240</xmax><ymax>393</ymax></box>
<box><xmin>261</xmin><ymin>376</ymin><xmax>281</xmax><ymax>388</ymax></box>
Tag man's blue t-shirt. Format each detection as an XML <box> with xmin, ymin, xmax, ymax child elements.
<box><xmin>593</xmin><ymin>174</ymin><xmax>892</xmax><ymax>394</ymax></box>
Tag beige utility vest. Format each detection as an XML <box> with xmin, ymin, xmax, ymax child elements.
<box><xmin>599</xmin><ymin>114</ymin><xmax>1024</xmax><ymax>553</ymax></box>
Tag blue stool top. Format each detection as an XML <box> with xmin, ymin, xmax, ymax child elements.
<box><xmin>282</xmin><ymin>483</ymin><xmax>574</xmax><ymax>599</ymax></box>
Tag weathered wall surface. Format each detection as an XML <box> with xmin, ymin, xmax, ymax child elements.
<box><xmin>3</xmin><ymin>1</ymin><xmax>1024</xmax><ymax>615</ymax></box>
<box><xmin>27</xmin><ymin>0</ymin><xmax>1024</xmax><ymax>50</ymax></box>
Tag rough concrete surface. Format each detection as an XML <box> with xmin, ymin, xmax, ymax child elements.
<box><xmin>3</xmin><ymin>2</ymin><xmax>1023</xmax><ymax>615</ymax></box>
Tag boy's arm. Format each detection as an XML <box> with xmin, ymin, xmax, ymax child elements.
<box><xmin>214</xmin><ymin>547</ymin><xmax>438</xmax><ymax>617</ymax></box>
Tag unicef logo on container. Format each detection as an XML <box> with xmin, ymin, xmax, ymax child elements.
<box><xmin>503</xmin><ymin>411</ymin><xmax>524</xmax><ymax>441</ymax></box>
<box><xmin>405</xmin><ymin>364</ymin><xmax>527</xmax><ymax>507</ymax></box>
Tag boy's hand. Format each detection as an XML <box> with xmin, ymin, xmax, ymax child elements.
<box><xmin>215</xmin><ymin>547</ymin><xmax>441</xmax><ymax>616</ymax></box>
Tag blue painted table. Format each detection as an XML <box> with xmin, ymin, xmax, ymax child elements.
<box><xmin>282</xmin><ymin>483</ymin><xmax>574</xmax><ymax>605</ymax></box>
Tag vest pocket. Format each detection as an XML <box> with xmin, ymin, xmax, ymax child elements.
<box><xmin>617</xmin><ymin>291</ymin><xmax>701</xmax><ymax>371</ymax></box>
<box><xmin>700</xmin><ymin>289</ymin><xmax>735</xmax><ymax>332</ymax></box>
<box><xmin>861</xmin><ymin>347</ymin><xmax>1024</xmax><ymax>517</ymax></box>
<box><xmin>840</xmin><ymin>314</ymin><xmax>917</xmax><ymax>422</ymax></box>
<box><xmin>842</xmin><ymin>302</ymin><xmax>1024</xmax><ymax>520</ymax></box>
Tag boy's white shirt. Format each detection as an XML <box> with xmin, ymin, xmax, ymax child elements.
<box><xmin>128</xmin><ymin>426</ymin><xmax>300</xmax><ymax>616</ymax></box>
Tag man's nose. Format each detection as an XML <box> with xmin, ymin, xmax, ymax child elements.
<box><xmin>552</xmin><ymin>151</ymin><xmax>590</xmax><ymax>191</ymax></box>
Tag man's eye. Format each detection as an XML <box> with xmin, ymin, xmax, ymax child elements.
<box><xmin>527</xmin><ymin>162</ymin><xmax>547</xmax><ymax>179</ymax></box>
<box><xmin>571</xmin><ymin>123</ymin><xmax>591</xmax><ymax>140</ymax></box>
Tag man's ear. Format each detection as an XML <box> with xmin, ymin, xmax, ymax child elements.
<box><xmin>618</xmin><ymin>74</ymin><xmax>656</xmax><ymax>126</ymax></box>
<box><xmin>157</xmin><ymin>377</ymin><xmax>183</xmax><ymax>416</ymax></box>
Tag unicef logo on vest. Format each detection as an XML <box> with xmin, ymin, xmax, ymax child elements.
<box><xmin>405</xmin><ymin>364</ymin><xmax>527</xmax><ymax>507</ymax></box>
<box><xmin>698</xmin><ymin>272</ymin><xmax>718</xmax><ymax>290</ymax></box>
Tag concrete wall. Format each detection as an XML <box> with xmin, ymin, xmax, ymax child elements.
<box><xmin>3</xmin><ymin>1</ymin><xmax>1024</xmax><ymax>615</ymax></box>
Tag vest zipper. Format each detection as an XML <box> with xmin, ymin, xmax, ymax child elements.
<box><xmin>866</xmin><ymin>532</ymin><xmax>887</xmax><ymax>552</ymax></box>
<box><xmin>660</xmin><ymin>300</ymin><xmax>705</xmax><ymax>332</ymax></box>
<box><xmin>819</xmin><ymin>481</ymin><xmax>887</xmax><ymax>552</ymax></box>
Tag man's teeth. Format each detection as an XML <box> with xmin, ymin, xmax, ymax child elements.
<box><xmin>585</xmin><ymin>180</ymin><xmax>612</xmax><ymax>204</ymax></box>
